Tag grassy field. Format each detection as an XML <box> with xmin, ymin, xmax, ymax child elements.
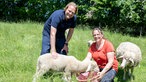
<box><xmin>0</xmin><ymin>22</ymin><xmax>145</xmax><ymax>82</ymax></box>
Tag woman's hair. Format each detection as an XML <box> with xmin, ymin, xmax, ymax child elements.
<box><xmin>92</xmin><ymin>27</ymin><xmax>105</xmax><ymax>39</ymax></box>
<box><xmin>64</xmin><ymin>2</ymin><xmax>78</xmax><ymax>14</ymax></box>
<box><xmin>92</xmin><ymin>27</ymin><xmax>104</xmax><ymax>35</ymax></box>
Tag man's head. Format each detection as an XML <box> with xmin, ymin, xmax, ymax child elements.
<box><xmin>64</xmin><ymin>2</ymin><xmax>78</xmax><ymax>20</ymax></box>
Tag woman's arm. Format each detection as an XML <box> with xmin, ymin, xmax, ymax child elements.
<box><xmin>98</xmin><ymin>52</ymin><xmax>114</xmax><ymax>79</ymax></box>
<box><xmin>103</xmin><ymin>52</ymin><xmax>114</xmax><ymax>72</ymax></box>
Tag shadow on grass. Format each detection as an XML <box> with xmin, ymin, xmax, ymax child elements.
<box><xmin>41</xmin><ymin>68</ymin><xmax>135</xmax><ymax>82</ymax></box>
<box><xmin>42</xmin><ymin>71</ymin><xmax>64</xmax><ymax>82</ymax></box>
<box><xmin>116</xmin><ymin>68</ymin><xmax>135</xmax><ymax>82</ymax></box>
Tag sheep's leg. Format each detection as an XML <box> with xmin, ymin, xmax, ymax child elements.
<box><xmin>32</xmin><ymin>74</ymin><xmax>37</xmax><ymax>82</ymax></box>
<box><xmin>123</xmin><ymin>68</ymin><xmax>126</xmax><ymax>80</ymax></box>
<box><xmin>33</xmin><ymin>62</ymin><xmax>41</xmax><ymax>82</ymax></box>
<box><xmin>33</xmin><ymin>65</ymin><xmax>50</xmax><ymax>82</ymax></box>
<box><xmin>33</xmin><ymin>72</ymin><xmax>42</xmax><ymax>82</ymax></box>
<box><xmin>130</xmin><ymin>67</ymin><xmax>134</xmax><ymax>82</ymax></box>
<box><xmin>68</xmin><ymin>72</ymin><xmax>72</xmax><ymax>82</ymax></box>
<box><xmin>63</xmin><ymin>72</ymin><xmax>68</xmax><ymax>82</ymax></box>
<box><xmin>63</xmin><ymin>71</ymin><xmax>72</xmax><ymax>82</ymax></box>
<box><xmin>128</xmin><ymin>68</ymin><xmax>131</xmax><ymax>77</ymax></box>
<box><xmin>33</xmin><ymin>59</ymin><xmax>43</xmax><ymax>82</ymax></box>
<box><xmin>62</xmin><ymin>72</ymin><xmax>67</xmax><ymax>82</ymax></box>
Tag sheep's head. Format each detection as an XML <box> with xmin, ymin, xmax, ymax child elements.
<box><xmin>119</xmin><ymin>55</ymin><xmax>135</xmax><ymax>69</ymax></box>
<box><xmin>86</xmin><ymin>61</ymin><xmax>99</xmax><ymax>72</ymax></box>
<box><xmin>91</xmin><ymin>61</ymin><xmax>99</xmax><ymax>72</ymax></box>
<box><xmin>88</xmin><ymin>40</ymin><xmax>94</xmax><ymax>47</ymax></box>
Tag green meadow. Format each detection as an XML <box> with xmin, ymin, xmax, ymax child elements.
<box><xmin>0</xmin><ymin>22</ymin><xmax>145</xmax><ymax>82</ymax></box>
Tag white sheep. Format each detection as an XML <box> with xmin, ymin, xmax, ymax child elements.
<box><xmin>32</xmin><ymin>53</ymin><xmax>99</xmax><ymax>82</ymax></box>
<box><xmin>116</xmin><ymin>42</ymin><xmax>142</xmax><ymax>81</ymax></box>
<box><xmin>88</xmin><ymin>40</ymin><xmax>95</xmax><ymax>47</ymax></box>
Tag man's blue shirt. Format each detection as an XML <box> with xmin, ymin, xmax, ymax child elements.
<box><xmin>43</xmin><ymin>9</ymin><xmax>76</xmax><ymax>39</ymax></box>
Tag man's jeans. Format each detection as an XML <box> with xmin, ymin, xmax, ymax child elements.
<box><xmin>41</xmin><ymin>35</ymin><xmax>67</xmax><ymax>55</ymax></box>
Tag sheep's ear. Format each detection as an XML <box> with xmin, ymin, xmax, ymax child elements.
<box><xmin>118</xmin><ymin>55</ymin><xmax>123</xmax><ymax>59</ymax></box>
<box><xmin>129</xmin><ymin>58</ymin><xmax>134</xmax><ymax>65</ymax></box>
<box><xmin>86</xmin><ymin>63</ymin><xmax>91</xmax><ymax>72</ymax></box>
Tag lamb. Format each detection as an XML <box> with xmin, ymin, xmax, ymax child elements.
<box><xmin>88</xmin><ymin>40</ymin><xmax>95</xmax><ymax>47</ymax></box>
<box><xmin>32</xmin><ymin>53</ymin><xmax>99</xmax><ymax>82</ymax></box>
<box><xmin>116</xmin><ymin>42</ymin><xmax>142</xmax><ymax>81</ymax></box>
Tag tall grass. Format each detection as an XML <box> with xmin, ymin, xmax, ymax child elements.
<box><xmin>0</xmin><ymin>22</ymin><xmax>145</xmax><ymax>82</ymax></box>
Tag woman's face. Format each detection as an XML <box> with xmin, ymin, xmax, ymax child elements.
<box><xmin>92</xmin><ymin>30</ymin><xmax>103</xmax><ymax>43</ymax></box>
<box><xmin>65</xmin><ymin>5</ymin><xmax>76</xmax><ymax>20</ymax></box>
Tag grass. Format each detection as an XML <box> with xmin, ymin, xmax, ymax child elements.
<box><xmin>0</xmin><ymin>21</ymin><xmax>146</xmax><ymax>82</ymax></box>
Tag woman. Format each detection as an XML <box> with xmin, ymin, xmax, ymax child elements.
<box><xmin>78</xmin><ymin>27</ymin><xmax>118</xmax><ymax>82</ymax></box>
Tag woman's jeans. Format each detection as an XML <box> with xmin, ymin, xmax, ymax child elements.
<box><xmin>100</xmin><ymin>69</ymin><xmax>117</xmax><ymax>82</ymax></box>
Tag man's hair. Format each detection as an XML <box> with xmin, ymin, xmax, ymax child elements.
<box><xmin>64</xmin><ymin>2</ymin><xmax>78</xmax><ymax>14</ymax></box>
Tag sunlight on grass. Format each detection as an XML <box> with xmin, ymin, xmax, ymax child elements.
<box><xmin>0</xmin><ymin>22</ymin><xmax>146</xmax><ymax>82</ymax></box>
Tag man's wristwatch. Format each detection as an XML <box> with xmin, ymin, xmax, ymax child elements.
<box><xmin>65</xmin><ymin>42</ymin><xmax>68</xmax><ymax>46</ymax></box>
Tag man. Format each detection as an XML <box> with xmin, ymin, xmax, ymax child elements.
<box><xmin>40</xmin><ymin>2</ymin><xmax>78</xmax><ymax>58</ymax></box>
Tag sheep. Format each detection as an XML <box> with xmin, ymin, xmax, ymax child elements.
<box><xmin>116</xmin><ymin>42</ymin><xmax>142</xmax><ymax>81</ymax></box>
<box><xmin>32</xmin><ymin>53</ymin><xmax>99</xmax><ymax>82</ymax></box>
<box><xmin>88</xmin><ymin>40</ymin><xmax>95</xmax><ymax>47</ymax></box>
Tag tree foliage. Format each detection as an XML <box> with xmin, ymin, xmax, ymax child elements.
<box><xmin>0</xmin><ymin>0</ymin><xmax>145</xmax><ymax>36</ymax></box>
<box><xmin>79</xmin><ymin>0</ymin><xmax>146</xmax><ymax>36</ymax></box>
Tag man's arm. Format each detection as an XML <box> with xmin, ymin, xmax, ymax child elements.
<box><xmin>65</xmin><ymin>28</ymin><xmax>74</xmax><ymax>43</ymax></box>
<box><xmin>61</xmin><ymin>28</ymin><xmax>74</xmax><ymax>54</ymax></box>
<box><xmin>50</xmin><ymin>26</ymin><xmax>57</xmax><ymax>54</ymax></box>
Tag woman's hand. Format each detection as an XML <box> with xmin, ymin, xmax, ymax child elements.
<box><xmin>96</xmin><ymin>72</ymin><xmax>104</xmax><ymax>81</ymax></box>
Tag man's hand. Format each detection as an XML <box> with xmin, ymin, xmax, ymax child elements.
<box><xmin>51</xmin><ymin>52</ymin><xmax>58</xmax><ymax>59</ymax></box>
<box><xmin>61</xmin><ymin>44</ymin><xmax>68</xmax><ymax>55</ymax></box>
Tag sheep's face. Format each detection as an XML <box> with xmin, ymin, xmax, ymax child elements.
<box><xmin>86</xmin><ymin>60</ymin><xmax>99</xmax><ymax>72</ymax></box>
<box><xmin>91</xmin><ymin>61</ymin><xmax>99</xmax><ymax>72</ymax></box>
<box><xmin>88</xmin><ymin>40</ymin><xmax>94</xmax><ymax>47</ymax></box>
<box><xmin>120</xmin><ymin>57</ymin><xmax>134</xmax><ymax>69</ymax></box>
